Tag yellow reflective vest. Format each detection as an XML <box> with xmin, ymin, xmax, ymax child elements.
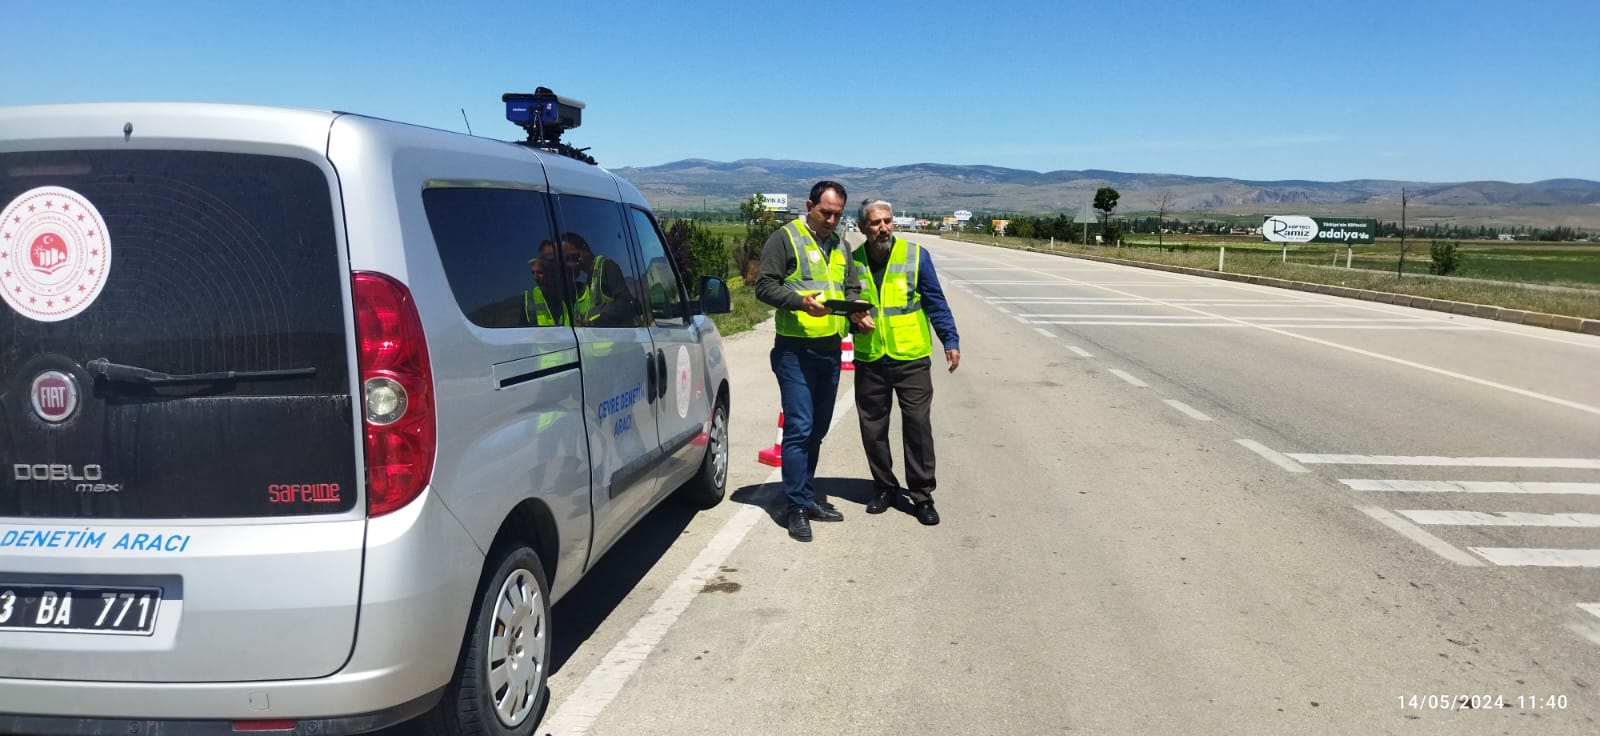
<box><xmin>773</xmin><ymin>220</ymin><xmax>849</xmax><ymax>339</ymax></box>
<box><xmin>853</xmin><ymin>237</ymin><xmax>932</xmax><ymax>361</ymax></box>
<box><xmin>524</xmin><ymin>285</ymin><xmax>562</xmax><ymax>326</ymax></box>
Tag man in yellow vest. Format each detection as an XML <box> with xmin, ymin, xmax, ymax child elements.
<box><xmin>754</xmin><ymin>181</ymin><xmax>866</xmax><ymax>542</ymax></box>
<box><xmin>523</xmin><ymin>240</ymin><xmax>569</xmax><ymax>327</ymax></box>
<box><xmin>563</xmin><ymin>232</ymin><xmax>634</xmax><ymax>326</ymax></box>
<box><xmin>851</xmin><ymin>199</ymin><xmax>961</xmax><ymax>526</ymax></box>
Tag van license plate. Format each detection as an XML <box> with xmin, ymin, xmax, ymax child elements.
<box><xmin>0</xmin><ymin>585</ymin><xmax>161</xmax><ymax>635</ymax></box>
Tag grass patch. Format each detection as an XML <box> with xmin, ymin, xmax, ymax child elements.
<box><xmin>708</xmin><ymin>277</ymin><xmax>773</xmax><ymax>336</ymax></box>
<box><xmin>951</xmin><ymin>233</ymin><xmax>1600</xmax><ymax>320</ymax></box>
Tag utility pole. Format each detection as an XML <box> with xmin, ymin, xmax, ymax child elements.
<box><xmin>1397</xmin><ymin>188</ymin><xmax>1408</xmax><ymax>277</ymax></box>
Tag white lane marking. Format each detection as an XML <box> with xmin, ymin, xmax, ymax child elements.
<box><xmin>989</xmin><ymin>298</ymin><xmax>1314</xmax><ymax>305</ymax></box>
<box><xmin>1343</xmin><ymin>480</ymin><xmax>1600</xmax><ymax>494</ymax></box>
<box><xmin>1066</xmin><ymin>345</ymin><xmax>1094</xmax><ymax>358</ymax></box>
<box><xmin>1235</xmin><ymin>439</ymin><xmax>1310</xmax><ymax>473</ymax></box>
<box><xmin>1163</xmin><ymin>399</ymin><xmax>1213</xmax><ymax>421</ymax></box>
<box><xmin>994</xmin><ymin>306</ymin><xmax>1011</xmax><ymax>314</ymax></box>
<box><xmin>1108</xmin><ymin>369</ymin><xmax>1148</xmax><ymax>387</ymax></box>
<box><xmin>543</xmin><ymin>391</ymin><xmax>857</xmax><ymax>735</ymax></box>
<box><xmin>1033</xmin><ymin>327</ymin><xmax>1055</xmax><ymax>338</ymax></box>
<box><xmin>1028</xmin><ymin>321</ymin><xmax>1247</xmax><ymax>327</ymax></box>
<box><xmin>949</xmin><ymin>250</ymin><xmax>1600</xmax><ymax>417</ymax></box>
<box><xmin>1252</xmin><ymin>325</ymin><xmax>1484</xmax><ymax>331</ymax></box>
<box><xmin>1398</xmin><ymin>510</ymin><xmax>1600</xmax><ymax>527</ymax></box>
<box><xmin>1026</xmin><ymin>314</ymin><xmax>1216</xmax><ymax>319</ymax></box>
<box><xmin>1356</xmin><ymin>506</ymin><xmax>1484</xmax><ymax>566</ymax></box>
<box><xmin>1468</xmin><ymin>548</ymin><xmax>1600</xmax><ymax>567</ymax></box>
<box><xmin>1293</xmin><ymin>455</ymin><xmax>1600</xmax><ymax>469</ymax></box>
<box><xmin>1580</xmin><ymin>603</ymin><xmax>1600</xmax><ymax>621</ymax></box>
<box><xmin>1012</xmin><ymin>315</ymin><xmax>1030</xmax><ymax>325</ymax></box>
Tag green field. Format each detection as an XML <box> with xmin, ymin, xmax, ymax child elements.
<box><xmin>948</xmin><ymin>232</ymin><xmax>1600</xmax><ymax>321</ymax></box>
<box><xmin>1118</xmin><ymin>236</ymin><xmax>1600</xmax><ymax>288</ymax></box>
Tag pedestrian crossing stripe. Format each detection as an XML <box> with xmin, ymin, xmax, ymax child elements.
<box><xmin>1397</xmin><ymin>510</ymin><xmax>1600</xmax><ymax>527</ymax></box>
<box><xmin>1293</xmin><ymin>455</ymin><xmax>1600</xmax><ymax>469</ymax></box>
<box><xmin>1468</xmin><ymin>548</ymin><xmax>1600</xmax><ymax>567</ymax></box>
<box><xmin>1342</xmin><ymin>480</ymin><xmax>1600</xmax><ymax>494</ymax></box>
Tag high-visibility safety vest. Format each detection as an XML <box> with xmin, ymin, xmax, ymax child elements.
<box><xmin>853</xmin><ymin>237</ymin><xmax>932</xmax><ymax>361</ymax></box>
<box><xmin>774</xmin><ymin>219</ymin><xmax>849</xmax><ymax>339</ymax></box>
<box><xmin>524</xmin><ymin>285</ymin><xmax>563</xmax><ymax>326</ymax></box>
<box><xmin>574</xmin><ymin>255</ymin><xmax>611</xmax><ymax>324</ymax></box>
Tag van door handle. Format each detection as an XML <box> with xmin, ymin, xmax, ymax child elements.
<box><xmin>655</xmin><ymin>349</ymin><xmax>667</xmax><ymax>399</ymax></box>
<box><xmin>645</xmin><ymin>353</ymin><xmax>657</xmax><ymax>403</ymax></box>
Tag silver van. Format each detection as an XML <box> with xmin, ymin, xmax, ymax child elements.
<box><xmin>0</xmin><ymin>93</ymin><xmax>732</xmax><ymax>735</ymax></box>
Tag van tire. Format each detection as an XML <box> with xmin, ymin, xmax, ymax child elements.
<box><xmin>423</xmin><ymin>545</ymin><xmax>551</xmax><ymax>736</ymax></box>
<box><xmin>677</xmin><ymin>396</ymin><xmax>728</xmax><ymax>509</ymax></box>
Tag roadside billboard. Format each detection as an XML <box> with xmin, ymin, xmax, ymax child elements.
<box><xmin>1262</xmin><ymin>215</ymin><xmax>1377</xmax><ymax>245</ymax></box>
<box><xmin>761</xmin><ymin>193</ymin><xmax>788</xmax><ymax>212</ymax></box>
<box><xmin>954</xmin><ymin>209</ymin><xmax>972</xmax><ymax>222</ymax></box>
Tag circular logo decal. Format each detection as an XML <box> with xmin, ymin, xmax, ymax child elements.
<box><xmin>1</xmin><ymin>186</ymin><xmax>113</xmax><ymax>322</ymax></box>
<box><xmin>675</xmin><ymin>345</ymin><xmax>692</xmax><ymax>420</ymax></box>
<box><xmin>31</xmin><ymin>370</ymin><xmax>80</xmax><ymax>423</ymax></box>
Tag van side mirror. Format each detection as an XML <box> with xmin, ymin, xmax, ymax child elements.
<box><xmin>696</xmin><ymin>276</ymin><xmax>732</xmax><ymax>315</ymax></box>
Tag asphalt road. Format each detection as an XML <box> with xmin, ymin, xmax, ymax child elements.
<box><xmin>449</xmin><ymin>234</ymin><xmax>1600</xmax><ymax>735</ymax></box>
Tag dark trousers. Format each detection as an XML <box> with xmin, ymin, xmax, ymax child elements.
<box><xmin>771</xmin><ymin>342</ymin><xmax>842</xmax><ymax>510</ymax></box>
<box><xmin>854</xmin><ymin>356</ymin><xmax>936</xmax><ymax>503</ymax></box>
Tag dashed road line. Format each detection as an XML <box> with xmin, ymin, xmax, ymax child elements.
<box><xmin>1163</xmin><ymin>399</ymin><xmax>1213</xmax><ymax>421</ymax></box>
<box><xmin>1236</xmin><ymin>439</ymin><xmax>1310</xmax><ymax>473</ymax></box>
<box><xmin>1468</xmin><ymin>548</ymin><xmax>1600</xmax><ymax>567</ymax></box>
<box><xmin>1397</xmin><ymin>510</ymin><xmax>1600</xmax><ymax>527</ymax></box>
<box><xmin>1066</xmin><ymin>345</ymin><xmax>1094</xmax><ymax>358</ymax></box>
<box><xmin>1291</xmin><ymin>454</ymin><xmax>1600</xmax><ymax>469</ymax></box>
<box><xmin>1108</xmin><ymin>369</ymin><xmax>1148</xmax><ymax>387</ymax></box>
<box><xmin>1356</xmin><ymin>506</ymin><xmax>1484</xmax><ymax>566</ymax></box>
<box><xmin>1341</xmin><ymin>480</ymin><xmax>1600</xmax><ymax>495</ymax></box>
<box><xmin>1580</xmin><ymin>603</ymin><xmax>1600</xmax><ymax>621</ymax></box>
<box><xmin>1033</xmin><ymin>327</ymin><xmax>1055</xmax><ymax>338</ymax></box>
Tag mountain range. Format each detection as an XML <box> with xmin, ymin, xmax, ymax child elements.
<box><xmin>610</xmin><ymin>159</ymin><xmax>1600</xmax><ymax>229</ymax></box>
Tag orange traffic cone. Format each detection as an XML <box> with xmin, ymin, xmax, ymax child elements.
<box><xmin>841</xmin><ymin>334</ymin><xmax>855</xmax><ymax>371</ymax></box>
<box><xmin>757</xmin><ymin>412</ymin><xmax>784</xmax><ymax>467</ymax></box>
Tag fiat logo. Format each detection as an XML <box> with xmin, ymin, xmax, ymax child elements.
<box><xmin>30</xmin><ymin>370</ymin><xmax>80</xmax><ymax>423</ymax></box>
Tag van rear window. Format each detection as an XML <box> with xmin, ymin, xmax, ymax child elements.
<box><xmin>0</xmin><ymin>150</ymin><xmax>358</xmax><ymax>519</ymax></box>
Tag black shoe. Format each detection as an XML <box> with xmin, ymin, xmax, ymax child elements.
<box><xmin>914</xmin><ymin>500</ymin><xmax>940</xmax><ymax>526</ymax></box>
<box><xmin>866</xmin><ymin>489</ymin><xmax>896</xmax><ymax>514</ymax></box>
<box><xmin>787</xmin><ymin>507</ymin><xmax>813</xmax><ymax>542</ymax></box>
<box><xmin>806</xmin><ymin>502</ymin><xmax>844</xmax><ymax>522</ymax></box>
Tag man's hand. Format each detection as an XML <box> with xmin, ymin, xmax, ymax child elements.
<box><xmin>945</xmin><ymin>348</ymin><xmax>961</xmax><ymax>373</ymax></box>
<box><xmin>799</xmin><ymin>293</ymin><xmax>830</xmax><ymax>318</ymax></box>
<box><xmin>850</xmin><ymin>312</ymin><xmax>875</xmax><ymax>332</ymax></box>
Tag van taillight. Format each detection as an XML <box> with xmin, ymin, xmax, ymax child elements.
<box><xmin>352</xmin><ymin>272</ymin><xmax>436</xmax><ymax>517</ymax></box>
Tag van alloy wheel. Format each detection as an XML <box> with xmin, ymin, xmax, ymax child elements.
<box><xmin>708</xmin><ymin>403</ymin><xmax>728</xmax><ymax>491</ymax></box>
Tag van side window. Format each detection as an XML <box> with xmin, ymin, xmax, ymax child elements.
<box><xmin>556</xmin><ymin>195</ymin><xmax>645</xmax><ymax>328</ymax></box>
<box><xmin>627</xmin><ymin>207</ymin><xmax>687</xmax><ymax>322</ymax></box>
<box><xmin>422</xmin><ymin>187</ymin><xmax>569</xmax><ymax>329</ymax></box>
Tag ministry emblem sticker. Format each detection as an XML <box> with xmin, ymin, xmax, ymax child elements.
<box><xmin>1</xmin><ymin>185</ymin><xmax>113</xmax><ymax>322</ymax></box>
<box><xmin>31</xmin><ymin>370</ymin><xmax>80</xmax><ymax>423</ymax></box>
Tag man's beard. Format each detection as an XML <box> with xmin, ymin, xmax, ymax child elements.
<box><xmin>868</xmin><ymin>237</ymin><xmax>893</xmax><ymax>262</ymax></box>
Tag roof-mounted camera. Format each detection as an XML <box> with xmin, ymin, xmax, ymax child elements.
<box><xmin>503</xmin><ymin>88</ymin><xmax>596</xmax><ymax>165</ymax></box>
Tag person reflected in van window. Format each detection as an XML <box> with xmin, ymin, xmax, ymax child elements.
<box><xmin>522</xmin><ymin>239</ymin><xmax>569</xmax><ymax>327</ymax></box>
<box><xmin>563</xmin><ymin>232</ymin><xmax>635</xmax><ymax>326</ymax></box>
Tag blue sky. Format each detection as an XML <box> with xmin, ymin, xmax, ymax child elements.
<box><xmin>4</xmin><ymin>0</ymin><xmax>1596</xmax><ymax>183</ymax></box>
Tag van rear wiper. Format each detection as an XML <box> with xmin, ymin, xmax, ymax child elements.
<box><xmin>85</xmin><ymin>358</ymin><xmax>316</xmax><ymax>385</ymax></box>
